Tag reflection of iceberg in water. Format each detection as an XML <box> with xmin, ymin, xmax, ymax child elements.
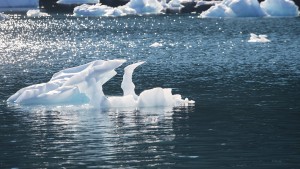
<box><xmin>7</xmin><ymin>59</ymin><xmax>194</xmax><ymax>109</ymax></box>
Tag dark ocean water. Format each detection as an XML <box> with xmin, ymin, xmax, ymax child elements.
<box><xmin>0</xmin><ymin>14</ymin><xmax>300</xmax><ymax>168</ymax></box>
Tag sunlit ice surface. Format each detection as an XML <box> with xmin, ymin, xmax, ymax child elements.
<box><xmin>7</xmin><ymin>59</ymin><xmax>194</xmax><ymax>108</ymax></box>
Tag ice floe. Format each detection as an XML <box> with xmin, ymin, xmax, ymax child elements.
<box><xmin>200</xmin><ymin>0</ymin><xmax>299</xmax><ymax>18</ymax></box>
<box><xmin>27</xmin><ymin>9</ymin><xmax>50</xmax><ymax>17</ymax></box>
<box><xmin>7</xmin><ymin>60</ymin><xmax>194</xmax><ymax>109</ymax></box>
<box><xmin>74</xmin><ymin>0</ymin><xmax>163</xmax><ymax>17</ymax></box>
<box><xmin>248</xmin><ymin>33</ymin><xmax>270</xmax><ymax>43</ymax></box>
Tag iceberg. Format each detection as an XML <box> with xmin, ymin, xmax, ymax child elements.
<box><xmin>7</xmin><ymin>60</ymin><xmax>194</xmax><ymax>109</ymax></box>
<box><xmin>74</xmin><ymin>0</ymin><xmax>163</xmax><ymax>17</ymax></box>
<box><xmin>57</xmin><ymin>0</ymin><xmax>99</xmax><ymax>5</ymax></box>
<box><xmin>248</xmin><ymin>33</ymin><xmax>270</xmax><ymax>43</ymax></box>
<box><xmin>27</xmin><ymin>9</ymin><xmax>50</xmax><ymax>17</ymax></box>
<box><xmin>200</xmin><ymin>0</ymin><xmax>266</xmax><ymax>18</ymax></box>
<box><xmin>200</xmin><ymin>0</ymin><xmax>299</xmax><ymax>18</ymax></box>
<box><xmin>261</xmin><ymin>0</ymin><xmax>299</xmax><ymax>17</ymax></box>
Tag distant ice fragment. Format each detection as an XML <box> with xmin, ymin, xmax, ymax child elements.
<box><xmin>248</xmin><ymin>33</ymin><xmax>270</xmax><ymax>43</ymax></box>
<box><xmin>27</xmin><ymin>10</ymin><xmax>50</xmax><ymax>17</ymax></box>
<box><xmin>7</xmin><ymin>60</ymin><xmax>194</xmax><ymax>109</ymax></box>
<box><xmin>57</xmin><ymin>0</ymin><xmax>99</xmax><ymax>5</ymax></box>
<box><xmin>0</xmin><ymin>13</ymin><xmax>10</xmax><ymax>20</ymax></box>
<box><xmin>150</xmin><ymin>42</ymin><xmax>163</xmax><ymax>47</ymax></box>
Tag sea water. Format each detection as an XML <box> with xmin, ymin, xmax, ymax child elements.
<box><xmin>0</xmin><ymin>14</ymin><xmax>300</xmax><ymax>168</ymax></box>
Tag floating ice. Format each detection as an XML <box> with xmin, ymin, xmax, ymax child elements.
<box><xmin>7</xmin><ymin>60</ymin><xmax>194</xmax><ymax>109</ymax></box>
<box><xmin>248</xmin><ymin>33</ymin><xmax>270</xmax><ymax>43</ymax></box>
<box><xmin>200</xmin><ymin>0</ymin><xmax>266</xmax><ymax>18</ymax></box>
<box><xmin>0</xmin><ymin>13</ymin><xmax>10</xmax><ymax>20</ymax></box>
<box><xmin>57</xmin><ymin>0</ymin><xmax>99</xmax><ymax>5</ymax></box>
<box><xmin>195</xmin><ymin>0</ymin><xmax>221</xmax><ymax>7</ymax></box>
<box><xmin>150</xmin><ymin>42</ymin><xmax>163</xmax><ymax>47</ymax></box>
<box><xmin>261</xmin><ymin>0</ymin><xmax>299</xmax><ymax>17</ymax></box>
<box><xmin>167</xmin><ymin>0</ymin><xmax>184</xmax><ymax>13</ymax></box>
<box><xmin>74</xmin><ymin>0</ymin><xmax>163</xmax><ymax>17</ymax></box>
<box><xmin>27</xmin><ymin>9</ymin><xmax>50</xmax><ymax>17</ymax></box>
<box><xmin>200</xmin><ymin>0</ymin><xmax>299</xmax><ymax>18</ymax></box>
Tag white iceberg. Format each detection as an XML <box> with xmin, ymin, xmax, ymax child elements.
<box><xmin>27</xmin><ymin>9</ymin><xmax>50</xmax><ymax>17</ymax></box>
<box><xmin>261</xmin><ymin>0</ymin><xmax>299</xmax><ymax>17</ymax></box>
<box><xmin>57</xmin><ymin>0</ymin><xmax>99</xmax><ymax>5</ymax></box>
<box><xmin>248</xmin><ymin>33</ymin><xmax>270</xmax><ymax>43</ymax></box>
<box><xmin>200</xmin><ymin>0</ymin><xmax>266</xmax><ymax>18</ymax></box>
<box><xmin>74</xmin><ymin>0</ymin><xmax>163</xmax><ymax>17</ymax></box>
<box><xmin>200</xmin><ymin>0</ymin><xmax>299</xmax><ymax>18</ymax></box>
<box><xmin>7</xmin><ymin>60</ymin><xmax>194</xmax><ymax>109</ymax></box>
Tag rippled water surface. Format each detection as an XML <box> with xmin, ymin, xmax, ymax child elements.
<box><xmin>1</xmin><ymin>14</ymin><xmax>300</xmax><ymax>168</ymax></box>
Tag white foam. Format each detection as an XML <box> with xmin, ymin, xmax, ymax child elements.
<box><xmin>248</xmin><ymin>33</ymin><xmax>270</xmax><ymax>43</ymax></box>
<box><xmin>200</xmin><ymin>0</ymin><xmax>299</xmax><ymax>18</ymax></box>
<box><xmin>57</xmin><ymin>0</ymin><xmax>99</xmax><ymax>5</ymax></box>
<box><xmin>7</xmin><ymin>60</ymin><xmax>194</xmax><ymax>109</ymax></box>
<box><xmin>27</xmin><ymin>9</ymin><xmax>50</xmax><ymax>17</ymax></box>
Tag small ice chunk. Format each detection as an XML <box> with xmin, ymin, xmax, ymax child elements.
<box><xmin>27</xmin><ymin>10</ymin><xmax>50</xmax><ymax>17</ymax></box>
<box><xmin>150</xmin><ymin>42</ymin><xmax>163</xmax><ymax>47</ymax></box>
<box><xmin>248</xmin><ymin>33</ymin><xmax>270</xmax><ymax>43</ymax></box>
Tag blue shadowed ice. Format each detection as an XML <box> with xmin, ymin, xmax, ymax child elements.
<box><xmin>7</xmin><ymin>60</ymin><xmax>194</xmax><ymax>109</ymax></box>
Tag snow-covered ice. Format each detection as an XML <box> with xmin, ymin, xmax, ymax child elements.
<box><xmin>7</xmin><ymin>60</ymin><xmax>194</xmax><ymax>109</ymax></box>
<box><xmin>27</xmin><ymin>9</ymin><xmax>50</xmax><ymax>17</ymax></box>
<box><xmin>248</xmin><ymin>33</ymin><xmax>270</xmax><ymax>43</ymax></box>
<box><xmin>200</xmin><ymin>0</ymin><xmax>299</xmax><ymax>18</ymax></box>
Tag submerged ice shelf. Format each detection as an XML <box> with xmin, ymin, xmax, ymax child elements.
<box><xmin>7</xmin><ymin>60</ymin><xmax>194</xmax><ymax>109</ymax></box>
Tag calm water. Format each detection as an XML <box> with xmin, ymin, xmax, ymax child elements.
<box><xmin>0</xmin><ymin>14</ymin><xmax>300</xmax><ymax>168</ymax></box>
